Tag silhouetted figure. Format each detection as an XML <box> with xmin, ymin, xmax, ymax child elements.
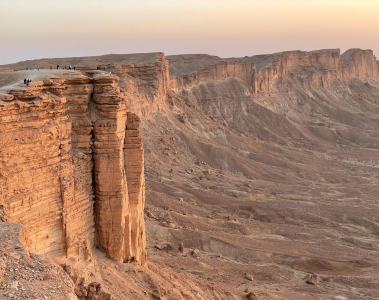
<box><xmin>73</xmin><ymin>67</ymin><xmax>76</xmax><ymax>71</ymax></box>
<box><xmin>57</xmin><ymin>65</ymin><xmax>59</xmax><ymax>70</ymax></box>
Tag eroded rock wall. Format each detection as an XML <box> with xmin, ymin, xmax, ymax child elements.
<box><xmin>0</xmin><ymin>84</ymin><xmax>71</xmax><ymax>256</ymax></box>
<box><xmin>340</xmin><ymin>48</ymin><xmax>379</xmax><ymax>81</ymax></box>
<box><xmin>110</xmin><ymin>53</ymin><xmax>170</xmax><ymax>118</ymax></box>
<box><xmin>0</xmin><ymin>71</ymin><xmax>146</xmax><ymax>265</ymax></box>
<box><xmin>171</xmin><ymin>61</ymin><xmax>256</xmax><ymax>91</ymax></box>
<box><xmin>171</xmin><ymin>48</ymin><xmax>379</xmax><ymax>96</ymax></box>
<box><xmin>91</xmin><ymin>73</ymin><xmax>129</xmax><ymax>262</ymax></box>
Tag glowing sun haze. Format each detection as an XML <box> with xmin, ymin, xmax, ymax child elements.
<box><xmin>1</xmin><ymin>0</ymin><xmax>378</xmax><ymax>64</ymax></box>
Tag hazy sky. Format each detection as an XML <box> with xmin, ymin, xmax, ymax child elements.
<box><xmin>1</xmin><ymin>0</ymin><xmax>379</xmax><ymax>64</ymax></box>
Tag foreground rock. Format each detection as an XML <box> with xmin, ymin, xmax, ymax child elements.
<box><xmin>0</xmin><ymin>70</ymin><xmax>146</xmax><ymax>265</ymax></box>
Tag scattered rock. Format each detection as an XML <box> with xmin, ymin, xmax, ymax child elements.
<box><xmin>179</xmin><ymin>242</ymin><xmax>184</xmax><ymax>253</ymax></box>
<box><xmin>178</xmin><ymin>198</ymin><xmax>184</xmax><ymax>202</ymax></box>
<box><xmin>152</xmin><ymin>289</ymin><xmax>162</xmax><ymax>299</ymax></box>
<box><xmin>246</xmin><ymin>292</ymin><xmax>258</xmax><ymax>300</ymax></box>
<box><xmin>147</xmin><ymin>211</ymin><xmax>156</xmax><ymax>218</ymax></box>
<box><xmin>303</xmin><ymin>274</ymin><xmax>318</xmax><ymax>286</ymax></box>
<box><xmin>178</xmin><ymin>114</ymin><xmax>187</xmax><ymax>124</ymax></box>
<box><xmin>192</xmin><ymin>249</ymin><xmax>200</xmax><ymax>258</ymax></box>
<box><xmin>245</xmin><ymin>274</ymin><xmax>254</xmax><ymax>281</ymax></box>
<box><xmin>165</xmin><ymin>244</ymin><xmax>173</xmax><ymax>251</ymax></box>
<box><xmin>161</xmin><ymin>221</ymin><xmax>170</xmax><ymax>227</ymax></box>
<box><xmin>154</xmin><ymin>245</ymin><xmax>164</xmax><ymax>250</ymax></box>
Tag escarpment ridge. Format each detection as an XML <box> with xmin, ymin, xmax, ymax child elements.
<box><xmin>169</xmin><ymin>48</ymin><xmax>379</xmax><ymax>93</ymax></box>
<box><xmin>0</xmin><ymin>70</ymin><xmax>146</xmax><ymax>265</ymax></box>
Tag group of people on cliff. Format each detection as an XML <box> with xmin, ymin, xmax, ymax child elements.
<box><xmin>23</xmin><ymin>78</ymin><xmax>32</xmax><ymax>86</ymax></box>
<box><xmin>53</xmin><ymin>65</ymin><xmax>76</xmax><ymax>70</ymax></box>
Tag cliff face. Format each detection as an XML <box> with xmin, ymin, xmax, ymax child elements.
<box><xmin>340</xmin><ymin>48</ymin><xmax>379</xmax><ymax>81</ymax></box>
<box><xmin>171</xmin><ymin>48</ymin><xmax>379</xmax><ymax>95</ymax></box>
<box><xmin>106</xmin><ymin>53</ymin><xmax>170</xmax><ymax>119</ymax></box>
<box><xmin>171</xmin><ymin>61</ymin><xmax>256</xmax><ymax>91</ymax></box>
<box><xmin>0</xmin><ymin>71</ymin><xmax>146</xmax><ymax>265</ymax></box>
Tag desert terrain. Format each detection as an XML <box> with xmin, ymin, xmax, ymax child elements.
<box><xmin>1</xmin><ymin>49</ymin><xmax>379</xmax><ymax>300</ymax></box>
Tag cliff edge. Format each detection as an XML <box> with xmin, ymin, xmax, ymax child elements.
<box><xmin>0</xmin><ymin>70</ymin><xmax>146</xmax><ymax>265</ymax></box>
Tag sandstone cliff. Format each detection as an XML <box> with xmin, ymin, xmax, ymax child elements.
<box><xmin>0</xmin><ymin>70</ymin><xmax>146</xmax><ymax>265</ymax></box>
<box><xmin>170</xmin><ymin>48</ymin><xmax>379</xmax><ymax>95</ymax></box>
<box><xmin>109</xmin><ymin>53</ymin><xmax>170</xmax><ymax>118</ymax></box>
<box><xmin>340</xmin><ymin>48</ymin><xmax>379</xmax><ymax>81</ymax></box>
<box><xmin>1</xmin><ymin>53</ymin><xmax>171</xmax><ymax>119</ymax></box>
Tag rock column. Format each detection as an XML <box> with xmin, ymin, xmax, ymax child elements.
<box><xmin>124</xmin><ymin>113</ymin><xmax>147</xmax><ymax>265</ymax></box>
<box><xmin>91</xmin><ymin>73</ymin><xmax>129</xmax><ymax>262</ymax></box>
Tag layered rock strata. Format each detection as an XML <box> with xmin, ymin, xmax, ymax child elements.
<box><xmin>0</xmin><ymin>71</ymin><xmax>146</xmax><ymax>265</ymax></box>
<box><xmin>171</xmin><ymin>48</ymin><xmax>379</xmax><ymax>95</ymax></box>
<box><xmin>106</xmin><ymin>53</ymin><xmax>170</xmax><ymax>118</ymax></box>
<box><xmin>340</xmin><ymin>48</ymin><xmax>379</xmax><ymax>81</ymax></box>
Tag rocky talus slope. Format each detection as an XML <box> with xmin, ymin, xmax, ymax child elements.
<box><xmin>1</xmin><ymin>48</ymin><xmax>379</xmax><ymax>299</ymax></box>
<box><xmin>0</xmin><ymin>223</ymin><xmax>77</xmax><ymax>299</ymax></box>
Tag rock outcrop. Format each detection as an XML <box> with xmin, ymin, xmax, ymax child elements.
<box><xmin>0</xmin><ymin>71</ymin><xmax>146</xmax><ymax>265</ymax></box>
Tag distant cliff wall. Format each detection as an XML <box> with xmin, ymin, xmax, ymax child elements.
<box><xmin>340</xmin><ymin>49</ymin><xmax>379</xmax><ymax>81</ymax></box>
<box><xmin>0</xmin><ymin>71</ymin><xmax>146</xmax><ymax>265</ymax></box>
<box><xmin>172</xmin><ymin>61</ymin><xmax>256</xmax><ymax>91</ymax></box>
<box><xmin>171</xmin><ymin>48</ymin><xmax>379</xmax><ymax>95</ymax></box>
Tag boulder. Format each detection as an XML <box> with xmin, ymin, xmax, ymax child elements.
<box><xmin>303</xmin><ymin>274</ymin><xmax>318</xmax><ymax>286</ymax></box>
<box><xmin>246</xmin><ymin>292</ymin><xmax>258</xmax><ymax>300</ymax></box>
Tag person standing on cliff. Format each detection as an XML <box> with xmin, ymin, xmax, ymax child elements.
<box><xmin>57</xmin><ymin>65</ymin><xmax>59</xmax><ymax>70</ymax></box>
<box><xmin>50</xmin><ymin>66</ymin><xmax>52</xmax><ymax>70</ymax></box>
<box><xmin>37</xmin><ymin>66</ymin><xmax>39</xmax><ymax>71</ymax></box>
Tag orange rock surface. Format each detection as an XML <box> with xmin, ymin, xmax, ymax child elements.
<box><xmin>0</xmin><ymin>70</ymin><xmax>146</xmax><ymax>265</ymax></box>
